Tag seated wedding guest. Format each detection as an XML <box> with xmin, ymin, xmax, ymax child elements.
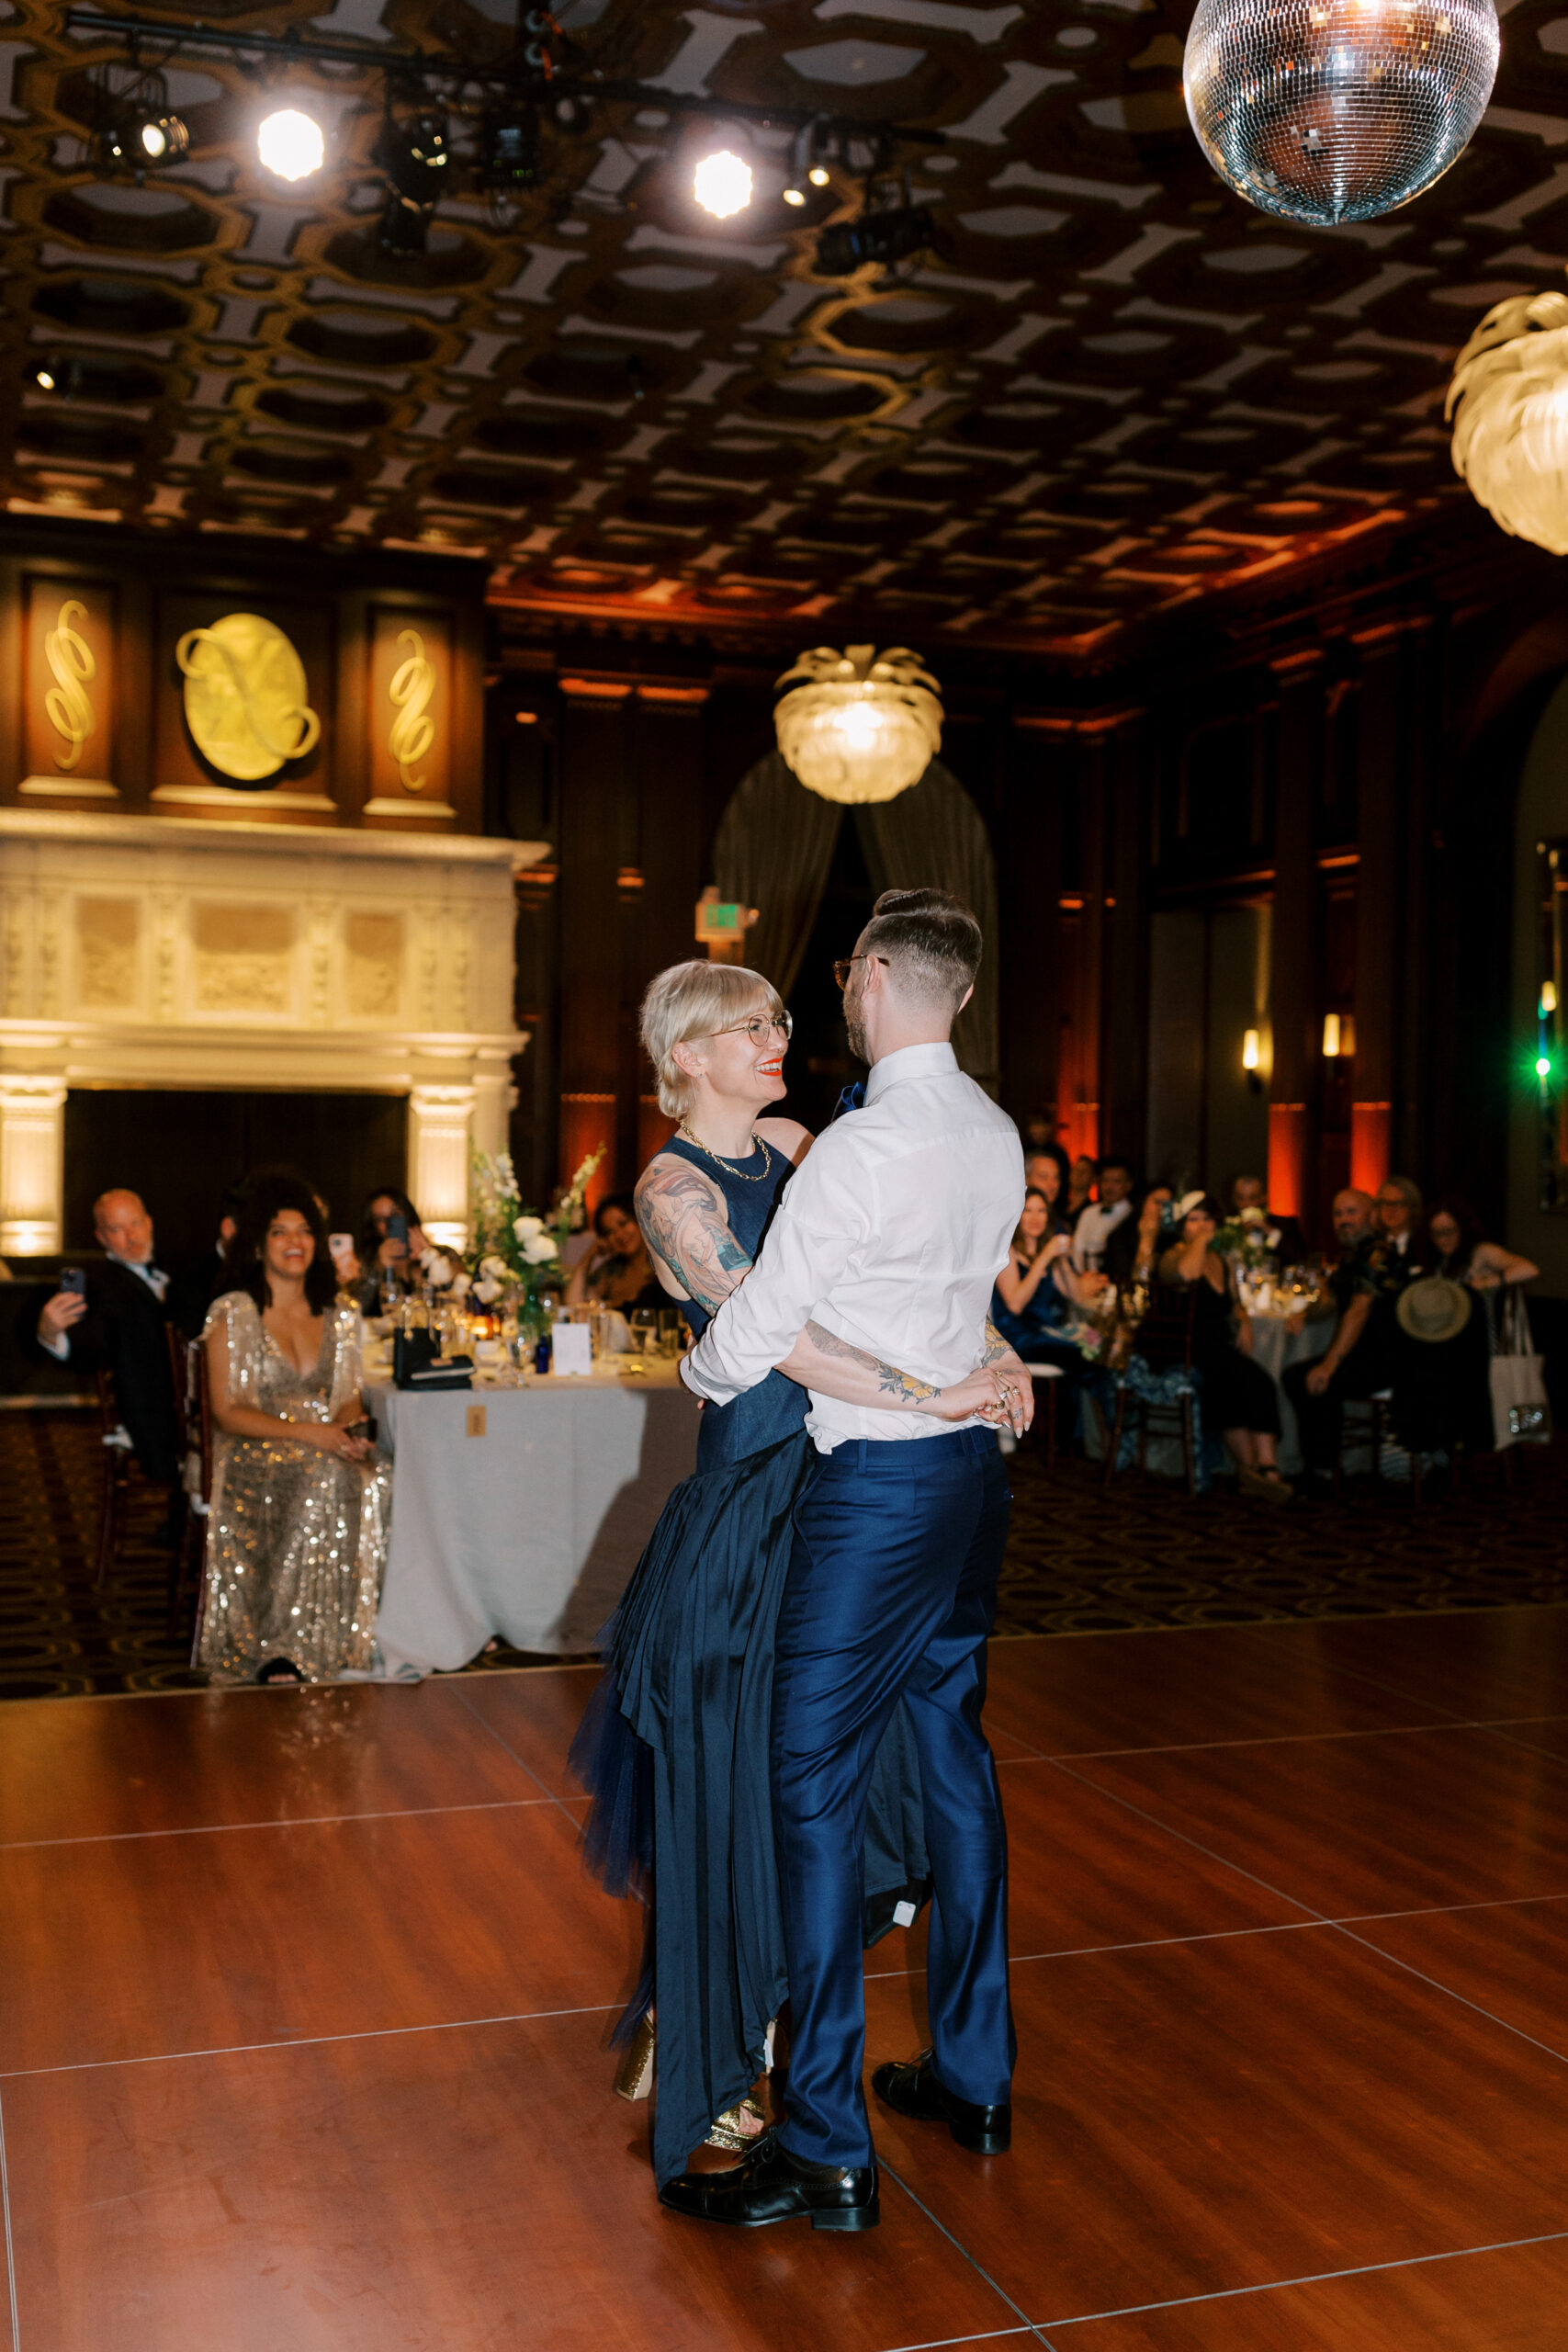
<box><xmin>1066</xmin><ymin>1154</ymin><xmax>1098</xmax><ymax>1222</ymax></box>
<box><xmin>565</xmin><ymin>1193</ymin><xmax>663</xmax><ymax>1313</ymax></box>
<box><xmin>1073</xmin><ymin>1156</ymin><xmax>1134</xmax><ymax>1269</ymax></box>
<box><xmin>1359</xmin><ymin>1175</ymin><xmax>1429</xmax><ymax>1363</ymax></box>
<box><xmin>1230</xmin><ymin>1172</ymin><xmax>1306</xmax><ymax>1267</ymax></box>
<box><xmin>177</xmin><ymin>1180</ymin><xmax>254</xmax><ymax>1335</ymax></box>
<box><xmin>1157</xmin><ymin>1193</ymin><xmax>1290</xmax><ymax>1501</ymax></box>
<box><xmin>1104</xmin><ymin>1182</ymin><xmax>1173</xmax><ymax>1289</ymax></box>
<box><xmin>355</xmin><ymin>1185</ymin><xmax>429</xmax><ymax>1313</ymax></box>
<box><xmin>34</xmin><ymin>1187</ymin><xmax>180</xmax><ymax>1487</ymax></box>
<box><xmin>1021</xmin><ymin>1109</ymin><xmax>1058</xmax><ymax>1154</ymax></box>
<box><xmin>992</xmin><ymin>1185</ymin><xmax>1102</xmax><ymax>1439</ymax></box>
<box><xmin>197</xmin><ymin>1172</ymin><xmax>390</xmax><ymax>1687</ymax></box>
<box><xmin>1427</xmin><ymin>1197</ymin><xmax>1539</xmax><ymax>1292</ymax></box>
<box><xmin>1283</xmin><ymin>1188</ymin><xmax>1381</xmax><ymax>1487</ymax></box>
<box><xmin>1024</xmin><ymin>1144</ymin><xmax>1071</xmax><ymax>1227</ymax></box>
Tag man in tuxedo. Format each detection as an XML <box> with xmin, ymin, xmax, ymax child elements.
<box><xmin>36</xmin><ymin>1188</ymin><xmax>180</xmax><ymax>1484</ymax></box>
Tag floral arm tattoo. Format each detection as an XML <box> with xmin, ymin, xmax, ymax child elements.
<box><xmin>983</xmin><ymin>1316</ymin><xmax>1010</xmax><ymax>1365</ymax></box>
<box><xmin>634</xmin><ymin>1161</ymin><xmax>752</xmax><ymax>1314</ymax></box>
<box><xmin>800</xmin><ymin>1317</ymin><xmax>937</xmax><ymax>1404</ymax></box>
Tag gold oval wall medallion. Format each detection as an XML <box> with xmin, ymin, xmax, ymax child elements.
<box><xmin>175</xmin><ymin>612</ymin><xmax>321</xmax><ymax>783</ymax></box>
<box><xmin>44</xmin><ymin>598</ymin><xmax>96</xmax><ymax>773</ymax></box>
<box><xmin>387</xmin><ymin>628</ymin><xmax>435</xmax><ymax>790</ymax></box>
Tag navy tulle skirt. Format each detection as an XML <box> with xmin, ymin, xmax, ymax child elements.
<box><xmin>570</xmin><ymin>1425</ymin><xmax>930</xmax><ymax>2186</ymax></box>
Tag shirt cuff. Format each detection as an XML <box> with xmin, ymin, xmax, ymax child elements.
<box><xmin>39</xmin><ymin>1329</ymin><xmax>69</xmax><ymax>1362</ymax></box>
<box><xmin>683</xmin><ymin>1329</ymin><xmax>741</xmax><ymax>1406</ymax></box>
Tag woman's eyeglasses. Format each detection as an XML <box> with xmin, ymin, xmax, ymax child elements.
<box><xmin>832</xmin><ymin>953</ymin><xmax>890</xmax><ymax>991</ymax></box>
<box><xmin>707</xmin><ymin>1012</ymin><xmax>794</xmax><ymax>1047</ymax></box>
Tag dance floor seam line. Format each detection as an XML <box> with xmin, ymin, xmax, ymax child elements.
<box><xmin>453</xmin><ymin>1685</ymin><xmax>586</xmax><ymax>1832</ymax></box>
<box><xmin>0</xmin><ymin>2086</ymin><xmax>17</xmax><ymax>2352</ymax></box>
<box><xmin>0</xmin><ymin>1998</ymin><xmax>623</xmax><ymax>2084</ymax></box>
<box><xmin>1032</xmin><ymin>2224</ymin><xmax>1568</xmax><ymax>2330</ymax></box>
<box><xmin>876</xmin><ymin>2331</ymin><xmax>1035</xmax><ymax>2352</ymax></box>
<box><xmin>993</xmin><ymin>1712</ymin><xmax>1562</xmax><ymax>1765</ymax></box>
<box><xmin>875</xmin><ymin>2157</ymin><xmax>1053</xmax><ymax>2349</ymax></box>
<box><xmin>1044</xmin><ymin>1755</ymin><xmax>1568</xmax><ymax>2075</ymax></box>
<box><xmin>0</xmin><ymin>1793</ymin><xmax>563</xmax><ymax>1853</ymax></box>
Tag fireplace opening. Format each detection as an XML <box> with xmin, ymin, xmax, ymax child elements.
<box><xmin>62</xmin><ymin>1089</ymin><xmax>410</xmax><ymax>1255</ymax></box>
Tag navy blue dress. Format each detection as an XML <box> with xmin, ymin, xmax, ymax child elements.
<box><xmin>570</xmin><ymin>1130</ymin><xmax>929</xmax><ymax>2186</ymax></box>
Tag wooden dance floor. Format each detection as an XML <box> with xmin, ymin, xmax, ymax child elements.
<box><xmin>3</xmin><ymin>1608</ymin><xmax>1567</xmax><ymax>2349</ymax></box>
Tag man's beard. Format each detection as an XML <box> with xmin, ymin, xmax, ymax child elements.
<box><xmin>844</xmin><ymin>1005</ymin><xmax>868</xmax><ymax>1062</ymax></box>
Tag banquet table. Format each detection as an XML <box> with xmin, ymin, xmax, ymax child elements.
<box><xmin>365</xmin><ymin>1361</ymin><xmax>701</xmax><ymax>1675</ymax></box>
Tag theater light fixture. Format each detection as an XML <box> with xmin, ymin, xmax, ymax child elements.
<box><xmin>375</xmin><ymin>105</ymin><xmax>450</xmax><ymax>252</ymax></box>
<box><xmin>774</xmin><ymin>644</ymin><xmax>942</xmax><ymax>806</ymax></box>
<box><xmin>693</xmin><ymin>142</ymin><xmax>752</xmax><ymax>220</ymax></box>
<box><xmin>96</xmin><ymin>75</ymin><xmax>188</xmax><ymax>172</ymax></box>
<box><xmin>816</xmin><ymin>200</ymin><xmax>933</xmax><ymax>277</ymax></box>
<box><xmin>258</xmin><ymin>105</ymin><xmax>325</xmax><ymax>182</ymax></box>
<box><xmin>480</xmin><ymin>101</ymin><xmax>541</xmax><ymax>194</ymax></box>
<box><xmin>1543</xmin><ymin>981</ymin><xmax>1560</xmax><ymax>1016</ymax></box>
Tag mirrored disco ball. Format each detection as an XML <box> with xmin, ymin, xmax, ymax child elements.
<box><xmin>1184</xmin><ymin>0</ymin><xmax>1500</xmax><ymax>227</ymax></box>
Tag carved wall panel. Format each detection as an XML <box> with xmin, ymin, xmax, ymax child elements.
<box><xmin>22</xmin><ymin>576</ymin><xmax>117</xmax><ymax>800</ymax></box>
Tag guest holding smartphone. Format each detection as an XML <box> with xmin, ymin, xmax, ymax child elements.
<box><xmin>34</xmin><ymin>1188</ymin><xmax>181</xmax><ymax>1487</ymax></box>
<box><xmin>355</xmin><ymin>1186</ymin><xmax>429</xmax><ymax>1315</ymax></box>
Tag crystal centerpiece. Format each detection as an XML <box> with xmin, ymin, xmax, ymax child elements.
<box><xmin>1184</xmin><ymin>0</ymin><xmax>1500</xmax><ymax>227</ymax></box>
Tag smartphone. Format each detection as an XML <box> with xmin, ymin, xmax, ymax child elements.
<box><xmin>60</xmin><ymin>1265</ymin><xmax>86</xmax><ymax>1297</ymax></box>
<box><xmin>328</xmin><ymin>1233</ymin><xmax>355</xmax><ymax>1267</ymax></box>
<box><xmin>387</xmin><ymin>1213</ymin><xmax>409</xmax><ymax>1246</ymax></box>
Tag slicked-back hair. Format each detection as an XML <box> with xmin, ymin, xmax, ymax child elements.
<box><xmin>640</xmin><ymin>959</ymin><xmax>785</xmax><ymax>1121</ymax></box>
<box><xmin>859</xmin><ymin>887</ymin><xmax>981</xmax><ymax>1017</ymax></box>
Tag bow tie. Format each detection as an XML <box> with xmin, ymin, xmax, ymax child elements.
<box><xmin>830</xmin><ymin>1082</ymin><xmax>865</xmax><ymax>1123</ymax></box>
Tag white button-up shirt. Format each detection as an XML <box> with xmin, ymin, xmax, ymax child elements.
<box><xmin>1071</xmin><ymin>1198</ymin><xmax>1131</xmax><ymax>1270</ymax></box>
<box><xmin>683</xmin><ymin>1040</ymin><xmax>1025</xmax><ymax>1453</ymax></box>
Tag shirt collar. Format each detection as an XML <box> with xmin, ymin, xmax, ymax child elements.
<box><xmin>863</xmin><ymin>1039</ymin><xmax>959</xmax><ymax>1106</ymax></box>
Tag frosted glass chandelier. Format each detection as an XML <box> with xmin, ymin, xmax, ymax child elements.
<box><xmin>1449</xmin><ymin>291</ymin><xmax>1568</xmax><ymax>555</ymax></box>
<box><xmin>773</xmin><ymin>645</ymin><xmax>942</xmax><ymax>806</ymax></box>
<box><xmin>1183</xmin><ymin>0</ymin><xmax>1500</xmax><ymax>227</ymax></box>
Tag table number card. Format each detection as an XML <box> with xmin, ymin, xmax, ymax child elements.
<box><xmin>552</xmin><ymin>1323</ymin><xmax>594</xmax><ymax>1377</ymax></box>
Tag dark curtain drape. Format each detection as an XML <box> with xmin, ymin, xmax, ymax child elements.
<box><xmin>715</xmin><ymin>752</ymin><xmax>1000</xmax><ymax>1096</ymax></box>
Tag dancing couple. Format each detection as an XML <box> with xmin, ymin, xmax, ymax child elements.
<box><xmin>572</xmin><ymin>888</ymin><xmax>1031</xmax><ymax>2231</ymax></box>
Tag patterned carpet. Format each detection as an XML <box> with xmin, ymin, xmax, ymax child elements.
<box><xmin>2</xmin><ymin>1408</ymin><xmax>1564</xmax><ymax>1700</ymax></box>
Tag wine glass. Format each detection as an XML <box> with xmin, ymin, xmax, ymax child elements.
<box><xmin>658</xmin><ymin>1307</ymin><xmax>683</xmax><ymax>1360</ymax></box>
<box><xmin>629</xmin><ymin>1308</ymin><xmax>658</xmax><ymax>1360</ymax></box>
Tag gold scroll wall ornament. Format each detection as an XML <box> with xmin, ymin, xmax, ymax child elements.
<box><xmin>175</xmin><ymin>612</ymin><xmax>321</xmax><ymax>783</ymax></box>
<box><xmin>43</xmin><ymin>598</ymin><xmax>96</xmax><ymax>773</ymax></box>
<box><xmin>387</xmin><ymin>628</ymin><xmax>435</xmax><ymax>790</ymax></box>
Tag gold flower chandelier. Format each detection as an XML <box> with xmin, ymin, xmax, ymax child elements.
<box><xmin>1449</xmin><ymin>291</ymin><xmax>1568</xmax><ymax>557</ymax></box>
<box><xmin>773</xmin><ymin>645</ymin><xmax>942</xmax><ymax>806</ymax></box>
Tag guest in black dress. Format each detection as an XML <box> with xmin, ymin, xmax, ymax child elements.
<box><xmin>1157</xmin><ymin>1193</ymin><xmax>1289</xmax><ymax>1501</ymax></box>
<box><xmin>571</xmin><ymin>956</ymin><xmax>1025</xmax><ymax>2187</ymax></box>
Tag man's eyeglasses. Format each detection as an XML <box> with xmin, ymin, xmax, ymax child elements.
<box><xmin>705</xmin><ymin>1012</ymin><xmax>794</xmax><ymax>1048</ymax></box>
<box><xmin>832</xmin><ymin>954</ymin><xmax>890</xmax><ymax>991</ymax></box>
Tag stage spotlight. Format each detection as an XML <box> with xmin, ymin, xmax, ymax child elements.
<box><xmin>258</xmin><ymin>106</ymin><xmax>325</xmax><ymax>182</ymax></box>
<box><xmin>480</xmin><ymin>101</ymin><xmax>542</xmax><ymax>192</ymax></box>
<box><xmin>694</xmin><ymin>144</ymin><xmax>752</xmax><ymax>220</ymax></box>
<box><xmin>378</xmin><ymin>108</ymin><xmax>451</xmax><ymax>200</ymax></box>
<box><xmin>815</xmin><ymin>202</ymin><xmax>932</xmax><ymax>277</ymax></box>
<box><xmin>98</xmin><ymin>82</ymin><xmax>189</xmax><ymax>173</ymax></box>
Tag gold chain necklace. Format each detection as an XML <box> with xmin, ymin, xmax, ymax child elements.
<box><xmin>677</xmin><ymin>1124</ymin><xmax>773</xmax><ymax>1182</ymax></box>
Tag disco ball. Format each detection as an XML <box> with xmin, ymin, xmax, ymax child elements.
<box><xmin>1183</xmin><ymin>0</ymin><xmax>1500</xmax><ymax>227</ymax></box>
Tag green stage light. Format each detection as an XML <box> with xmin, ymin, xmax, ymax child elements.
<box><xmin>1538</xmin><ymin>1055</ymin><xmax>1553</xmax><ymax>1080</ymax></box>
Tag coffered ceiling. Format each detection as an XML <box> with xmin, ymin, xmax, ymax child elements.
<box><xmin>4</xmin><ymin>0</ymin><xmax>1567</xmax><ymax>659</ymax></box>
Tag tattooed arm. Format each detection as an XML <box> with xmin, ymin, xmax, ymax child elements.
<box><xmin>637</xmin><ymin>1151</ymin><xmax>1021</xmax><ymax>1422</ymax></box>
<box><xmin>777</xmin><ymin>1318</ymin><xmax>1030</xmax><ymax>1431</ymax></box>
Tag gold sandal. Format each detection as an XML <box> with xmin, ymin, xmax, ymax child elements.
<box><xmin>613</xmin><ymin>2011</ymin><xmax>655</xmax><ymax>2102</ymax></box>
<box><xmin>705</xmin><ymin>2094</ymin><xmax>768</xmax><ymax>2152</ymax></box>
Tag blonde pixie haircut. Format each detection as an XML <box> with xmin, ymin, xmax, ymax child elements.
<box><xmin>641</xmin><ymin>960</ymin><xmax>785</xmax><ymax>1123</ymax></box>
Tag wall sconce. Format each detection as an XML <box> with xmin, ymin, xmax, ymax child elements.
<box><xmin>1542</xmin><ymin>980</ymin><xmax>1559</xmax><ymax>1017</ymax></box>
<box><xmin>1243</xmin><ymin>1028</ymin><xmax>1263</xmax><ymax>1094</ymax></box>
<box><xmin>1322</xmin><ymin>1012</ymin><xmax>1357</xmax><ymax>1058</ymax></box>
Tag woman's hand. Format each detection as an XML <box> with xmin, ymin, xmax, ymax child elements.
<box><xmin>308</xmin><ymin>1416</ymin><xmax>372</xmax><ymax>1461</ymax></box>
<box><xmin>1043</xmin><ymin>1232</ymin><xmax>1073</xmax><ymax>1264</ymax></box>
<box><xmin>376</xmin><ymin>1236</ymin><xmax>407</xmax><ymax>1271</ymax></box>
<box><xmin>930</xmin><ymin>1363</ymin><xmax>1034</xmax><ymax>1437</ymax></box>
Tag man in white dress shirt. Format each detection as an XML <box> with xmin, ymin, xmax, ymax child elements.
<box><xmin>660</xmin><ymin>889</ymin><xmax>1027</xmax><ymax>2234</ymax></box>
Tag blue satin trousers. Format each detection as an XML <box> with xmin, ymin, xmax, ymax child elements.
<box><xmin>771</xmin><ymin>1426</ymin><xmax>1015</xmax><ymax>2167</ymax></box>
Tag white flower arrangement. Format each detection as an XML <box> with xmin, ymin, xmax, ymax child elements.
<box><xmin>468</xmin><ymin>1143</ymin><xmax>606</xmax><ymax>1300</ymax></box>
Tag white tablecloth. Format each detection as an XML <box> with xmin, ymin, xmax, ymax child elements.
<box><xmin>366</xmin><ymin>1364</ymin><xmax>701</xmax><ymax>1674</ymax></box>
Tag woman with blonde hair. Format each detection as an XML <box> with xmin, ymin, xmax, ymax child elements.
<box><xmin>572</xmin><ymin>956</ymin><xmax>1028</xmax><ymax>2191</ymax></box>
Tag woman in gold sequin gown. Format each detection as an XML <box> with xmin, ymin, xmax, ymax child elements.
<box><xmin>195</xmin><ymin>1173</ymin><xmax>391</xmax><ymax>1687</ymax></box>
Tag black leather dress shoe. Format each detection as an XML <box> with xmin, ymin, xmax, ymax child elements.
<box><xmin>872</xmin><ymin>2051</ymin><xmax>1010</xmax><ymax>2154</ymax></box>
<box><xmin>658</xmin><ymin>2129</ymin><xmax>879</xmax><ymax>2231</ymax></box>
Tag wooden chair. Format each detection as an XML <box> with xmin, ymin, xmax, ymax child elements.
<box><xmin>1102</xmin><ymin>1285</ymin><xmax>1201</xmax><ymax>1498</ymax></box>
<box><xmin>93</xmin><ymin>1366</ymin><xmax>135</xmax><ymax>1587</ymax></box>
<box><xmin>1333</xmin><ymin>1390</ymin><xmax>1389</xmax><ymax>1498</ymax></box>
<box><xmin>167</xmin><ymin>1327</ymin><xmax>214</xmax><ymax>1638</ymax></box>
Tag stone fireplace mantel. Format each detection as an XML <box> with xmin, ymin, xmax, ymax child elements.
<box><xmin>0</xmin><ymin>809</ymin><xmax>544</xmax><ymax>1253</ymax></box>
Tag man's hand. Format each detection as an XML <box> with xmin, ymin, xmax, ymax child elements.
<box><xmin>1305</xmin><ymin>1359</ymin><xmax>1336</xmax><ymax>1396</ymax></box>
<box><xmin>39</xmin><ymin>1292</ymin><xmax>87</xmax><ymax>1345</ymax></box>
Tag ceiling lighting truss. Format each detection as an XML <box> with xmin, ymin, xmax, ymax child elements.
<box><xmin>65</xmin><ymin>8</ymin><xmax>945</xmax><ymax>233</ymax></box>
